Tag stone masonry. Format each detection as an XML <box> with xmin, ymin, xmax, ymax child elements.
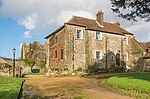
<box><xmin>45</xmin><ymin>10</ymin><xmax>145</xmax><ymax>72</ymax></box>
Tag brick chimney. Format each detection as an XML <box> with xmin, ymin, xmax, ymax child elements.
<box><xmin>114</xmin><ymin>21</ymin><xmax>120</xmax><ymax>27</ymax></box>
<box><xmin>96</xmin><ymin>10</ymin><xmax>104</xmax><ymax>26</ymax></box>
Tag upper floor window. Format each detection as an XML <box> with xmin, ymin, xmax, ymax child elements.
<box><xmin>124</xmin><ymin>37</ymin><xmax>128</xmax><ymax>45</ymax></box>
<box><xmin>60</xmin><ymin>49</ymin><xmax>63</xmax><ymax>59</ymax></box>
<box><xmin>96</xmin><ymin>51</ymin><xmax>102</xmax><ymax>60</ymax></box>
<box><xmin>96</xmin><ymin>31</ymin><xmax>102</xmax><ymax>40</ymax></box>
<box><xmin>76</xmin><ymin>29</ymin><xmax>83</xmax><ymax>39</ymax></box>
<box><xmin>55</xmin><ymin>37</ymin><xmax>58</xmax><ymax>43</ymax></box>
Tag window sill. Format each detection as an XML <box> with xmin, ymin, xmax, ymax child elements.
<box><xmin>95</xmin><ymin>39</ymin><xmax>102</xmax><ymax>41</ymax></box>
<box><xmin>75</xmin><ymin>39</ymin><xmax>83</xmax><ymax>40</ymax></box>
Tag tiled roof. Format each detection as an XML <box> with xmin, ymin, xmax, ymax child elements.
<box><xmin>138</xmin><ymin>42</ymin><xmax>150</xmax><ymax>58</ymax></box>
<box><xmin>45</xmin><ymin>16</ymin><xmax>132</xmax><ymax>38</ymax></box>
<box><xmin>138</xmin><ymin>42</ymin><xmax>150</xmax><ymax>52</ymax></box>
<box><xmin>66</xmin><ymin>16</ymin><xmax>132</xmax><ymax>35</ymax></box>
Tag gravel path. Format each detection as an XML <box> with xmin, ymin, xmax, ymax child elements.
<box><xmin>24</xmin><ymin>76</ymin><xmax>135</xmax><ymax>99</ymax></box>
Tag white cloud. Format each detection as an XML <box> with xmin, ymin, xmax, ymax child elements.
<box><xmin>126</xmin><ymin>22</ymin><xmax>150</xmax><ymax>42</ymax></box>
<box><xmin>57</xmin><ymin>10</ymin><xmax>95</xmax><ymax>25</ymax></box>
<box><xmin>0</xmin><ymin>0</ymin><xmax>149</xmax><ymax>41</ymax></box>
<box><xmin>24</xmin><ymin>31</ymin><xmax>31</xmax><ymax>38</ymax></box>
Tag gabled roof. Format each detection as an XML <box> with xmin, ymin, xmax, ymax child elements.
<box><xmin>138</xmin><ymin>42</ymin><xmax>150</xmax><ymax>52</ymax></box>
<box><xmin>66</xmin><ymin>16</ymin><xmax>132</xmax><ymax>35</ymax></box>
<box><xmin>45</xmin><ymin>16</ymin><xmax>132</xmax><ymax>39</ymax></box>
<box><xmin>138</xmin><ymin>42</ymin><xmax>150</xmax><ymax>58</ymax></box>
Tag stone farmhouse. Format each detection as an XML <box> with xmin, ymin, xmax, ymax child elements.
<box><xmin>45</xmin><ymin>10</ymin><xmax>149</xmax><ymax>72</ymax></box>
<box><xmin>138</xmin><ymin>42</ymin><xmax>150</xmax><ymax>71</ymax></box>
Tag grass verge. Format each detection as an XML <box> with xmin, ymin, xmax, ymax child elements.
<box><xmin>0</xmin><ymin>77</ymin><xmax>23</xmax><ymax>99</ymax></box>
<box><xmin>103</xmin><ymin>72</ymin><xmax>150</xmax><ymax>98</ymax></box>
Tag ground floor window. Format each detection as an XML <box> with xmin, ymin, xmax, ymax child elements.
<box><xmin>96</xmin><ymin>51</ymin><xmax>102</xmax><ymax>60</ymax></box>
<box><xmin>61</xmin><ymin>49</ymin><xmax>63</xmax><ymax>59</ymax></box>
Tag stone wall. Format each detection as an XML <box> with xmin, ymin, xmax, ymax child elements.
<box><xmin>49</xmin><ymin>28</ymin><xmax>65</xmax><ymax>69</ymax></box>
<box><xmin>47</xmin><ymin>24</ymin><xmax>144</xmax><ymax>72</ymax></box>
<box><xmin>21</xmin><ymin>41</ymin><xmax>46</xmax><ymax>62</ymax></box>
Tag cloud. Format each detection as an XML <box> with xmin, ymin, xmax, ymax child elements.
<box><xmin>0</xmin><ymin>0</ymin><xmax>149</xmax><ymax>41</ymax></box>
<box><xmin>56</xmin><ymin>10</ymin><xmax>95</xmax><ymax>25</ymax></box>
<box><xmin>24</xmin><ymin>31</ymin><xmax>31</xmax><ymax>38</ymax></box>
<box><xmin>126</xmin><ymin>22</ymin><xmax>150</xmax><ymax>42</ymax></box>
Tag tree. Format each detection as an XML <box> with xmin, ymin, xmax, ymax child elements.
<box><xmin>38</xmin><ymin>61</ymin><xmax>46</xmax><ymax>69</ymax></box>
<box><xmin>24</xmin><ymin>59</ymin><xmax>35</xmax><ymax>71</ymax></box>
<box><xmin>110</xmin><ymin>0</ymin><xmax>150</xmax><ymax>21</ymax></box>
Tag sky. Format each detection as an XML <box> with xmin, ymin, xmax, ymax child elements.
<box><xmin>0</xmin><ymin>0</ymin><xmax>149</xmax><ymax>58</ymax></box>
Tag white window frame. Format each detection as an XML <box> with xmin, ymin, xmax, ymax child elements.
<box><xmin>96</xmin><ymin>51</ymin><xmax>102</xmax><ymax>60</ymax></box>
<box><xmin>96</xmin><ymin>31</ymin><xmax>102</xmax><ymax>40</ymax></box>
<box><xmin>76</xmin><ymin>29</ymin><xmax>83</xmax><ymax>39</ymax></box>
<box><xmin>126</xmin><ymin>53</ymin><xmax>128</xmax><ymax>62</ymax></box>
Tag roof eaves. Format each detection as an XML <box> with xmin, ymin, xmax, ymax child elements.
<box><xmin>45</xmin><ymin>25</ymin><xmax>65</xmax><ymax>39</ymax></box>
<box><xmin>85</xmin><ymin>28</ymin><xmax>125</xmax><ymax>36</ymax></box>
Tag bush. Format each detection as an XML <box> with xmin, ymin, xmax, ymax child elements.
<box><xmin>32</xmin><ymin>69</ymin><xmax>40</xmax><ymax>73</ymax></box>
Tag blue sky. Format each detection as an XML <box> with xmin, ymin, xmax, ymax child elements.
<box><xmin>0</xmin><ymin>0</ymin><xmax>149</xmax><ymax>58</ymax></box>
<box><xmin>0</xmin><ymin>16</ymin><xmax>46</xmax><ymax>58</ymax></box>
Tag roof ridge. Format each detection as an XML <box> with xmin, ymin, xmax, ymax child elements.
<box><xmin>71</xmin><ymin>15</ymin><xmax>96</xmax><ymax>21</ymax></box>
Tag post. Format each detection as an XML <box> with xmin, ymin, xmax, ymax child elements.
<box><xmin>13</xmin><ymin>48</ymin><xmax>16</xmax><ymax>77</ymax></box>
<box><xmin>20</xmin><ymin>67</ymin><xmax>22</xmax><ymax>77</ymax></box>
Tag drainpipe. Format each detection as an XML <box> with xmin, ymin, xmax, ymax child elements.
<box><xmin>72</xmin><ymin>35</ymin><xmax>75</xmax><ymax>72</ymax></box>
<box><xmin>105</xmin><ymin>35</ymin><xmax>108</xmax><ymax>69</ymax></box>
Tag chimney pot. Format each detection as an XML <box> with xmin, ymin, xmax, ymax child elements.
<box><xmin>115</xmin><ymin>21</ymin><xmax>120</xmax><ymax>26</ymax></box>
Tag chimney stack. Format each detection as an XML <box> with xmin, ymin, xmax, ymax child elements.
<box><xmin>114</xmin><ymin>21</ymin><xmax>120</xmax><ymax>27</ymax></box>
<box><xmin>96</xmin><ymin>10</ymin><xmax>104</xmax><ymax>26</ymax></box>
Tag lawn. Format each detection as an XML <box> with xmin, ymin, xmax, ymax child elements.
<box><xmin>0</xmin><ymin>78</ymin><xmax>23</xmax><ymax>99</ymax></box>
<box><xmin>105</xmin><ymin>72</ymin><xmax>150</xmax><ymax>98</ymax></box>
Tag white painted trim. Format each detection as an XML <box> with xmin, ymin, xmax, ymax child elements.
<box><xmin>76</xmin><ymin>28</ymin><xmax>83</xmax><ymax>39</ymax></box>
<box><xmin>95</xmin><ymin>50</ymin><xmax>102</xmax><ymax>60</ymax></box>
<box><xmin>96</xmin><ymin>21</ymin><xmax>104</xmax><ymax>27</ymax></box>
<box><xmin>126</xmin><ymin>53</ymin><xmax>128</xmax><ymax>62</ymax></box>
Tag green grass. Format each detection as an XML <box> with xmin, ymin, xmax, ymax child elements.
<box><xmin>0</xmin><ymin>77</ymin><xmax>23</xmax><ymax>99</ymax></box>
<box><xmin>105</xmin><ymin>73</ymin><xmax>150</xmax><ymax>98</ymax></box>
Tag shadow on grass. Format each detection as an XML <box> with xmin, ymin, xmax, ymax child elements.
<box><xmin>0</xmin><ymin>91</ymin><xmax>18</xmax><ymax>99</ymax></box>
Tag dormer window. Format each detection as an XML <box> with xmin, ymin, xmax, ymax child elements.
<box><xmin>76</xmin><ymin>29</ymin><xmax>83</xmax><ymax>39</ymax></box>
<box><xmin>96</xmin><ymin>31</ymin><xmax>102</xmax><ymax>40</ymax></box>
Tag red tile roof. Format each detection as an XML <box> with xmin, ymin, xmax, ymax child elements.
<box><xmin>66</xmin><ymin>16</ymin><xmax>132</xmax><ymax>35</ymax></box>
<box><xmin>138</xmin><ymin>42</ymin><xmax>150</xmax><ymax>58</ymax></box>
<box><xmin>45</xmin><ymin>16</ymin><xmax>133</xmax><ymax>38</ymax></box>
<box><xmin>138</xmin><ymin>42</ymin><xmax>150</xmax><ymax>52</ymax></box>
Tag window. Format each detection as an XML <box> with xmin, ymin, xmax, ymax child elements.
<box><xmin>96</xmin><ymin>51</ymin><xmax>102</xmax><ymax>60</ymax></box>
<box><xmin>55</xmin><ymin>51</ymin><xmax>57</xmax><ymax>58</ymax></box>
<box><xmin>76</xmin><ymin>29</ymin><xmax>83</xmax><ymax>39</ymax></box>
<box><xmin>124</xmin><ymin>37</ymin><xmax>128</xmax><ymax>45</ymax></box>
<box><xmin>111</xmin><ymin>55</ymin><xmax>115</xmax><ymax>60</ymax></box>
<box><xmin>126</xmin><ymin>53</ymin><xmax>128</xmax><ymax>62</ymax></box>
<box><xmin>96</xmin><ymin>31</ymin><xmax>102</xmax><ymax>40</ymax></box>
<box><xmin>60</xmin><ymin>49</ymin><xmax>63</xmax><ymax>59</ymax></box>
<box><xmin>55</xmin><ymin>37</ymin><xmax>58</xmax><ymax>43</ymax></box>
